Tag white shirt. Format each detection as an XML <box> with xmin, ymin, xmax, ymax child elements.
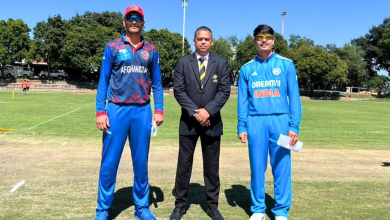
<box><xmin>195</xmin><ymin>52</ymin><xmax>209</xmax><ymax>71</ymax></box>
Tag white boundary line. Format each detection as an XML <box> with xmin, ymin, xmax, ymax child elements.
<box><xmin>10</xmin><ymin>180</ymin><xmax>25</xmax><ymax>193</ymax></box>
<box><xmin>24</xmin><ymin>108</ymin><xmax>80</xmax><ymax>131</ymax></box>
<box><xmin>0</xmin><ymin>108</ymin><xmax>80</xmax><ymax>138</ymax></box>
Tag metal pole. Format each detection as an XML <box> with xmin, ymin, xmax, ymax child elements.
<box><xmin>281</xmin><ymin>11</ymin><xmax>286</xmax><ymax>37</ymax></box>
<box><xmin>182</xmin><ymin>0</ymin><xmax>189</xmax><ymax>55</ymax></box>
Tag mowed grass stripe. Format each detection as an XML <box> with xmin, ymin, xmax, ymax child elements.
<box><xmin>2</xmin><ymin>91</ymin><xmax>390</xmax><ymax>149</ymax></box>
<box><xmin>1</xmin><ymin>91</ymin><xmax>390</xmax><ymax>219</ymax></box>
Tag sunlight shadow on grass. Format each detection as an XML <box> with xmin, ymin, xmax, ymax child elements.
<box><xmin>225</xmin><ymin>185</ymin><xmax>275</xmax><ymax>219</ymax></box>
<box><xmin>109</xmin><ymin>186</ymin><xmax>164</xmax><ymax>219</ymax></box>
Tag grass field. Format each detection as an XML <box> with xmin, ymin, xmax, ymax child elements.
<box><xmin>0</xmin><ymin>91</ymin><xmax>389</xmax><ymax>220</ymax></box>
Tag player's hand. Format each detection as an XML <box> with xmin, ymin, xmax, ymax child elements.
<box><xmin>200</xmin><ymin>119</ymin><xmax>210</xmax><ymax>127</ymax></box>
<box><xmin>195</xmin><ymin>108</ymin><xmax>210</xmax><ymax>124</ymax></box>
<box><xmin>288</xmin><ymin>131</ymin><xmax>298</xmax><ymax>146</ymax></box>
<box><xmin>238</xmin><ymin>132</ymin><xmax>247</xmax><ymax>143</ymax></box>
<box><xmin>96</xmin><ymin>115</ymin><xmax>110</xmax><ymax>131</ymax></box>
<box><xmin>153</xmin><ymin>114</ymin><xmax>164</xmax><ymax>126</ymax></box>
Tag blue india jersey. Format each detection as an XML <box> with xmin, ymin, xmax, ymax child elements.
<box><xmin>237</xmin><ymin>53</ymin><xmax>302</xmax><ymax>134</ymax></box>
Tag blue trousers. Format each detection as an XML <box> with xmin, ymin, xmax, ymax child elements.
<box><xmin>96</xmin><ymin>102</ymin><xmax>152</xmax><ymax>211</ymax></box>
<box><xmin>247</xmin><ymin>114</ymin><xmax>291</xmax><ymax>217</ymax></box>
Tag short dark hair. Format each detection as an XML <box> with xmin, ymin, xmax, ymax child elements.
<box><xmin>194</xmin><ymin>26</ymin><xmax>212</xmax><ymax>39</ymax></box>
<box><xmin>253</xmin><ymin>24</ymin><xmax>274</xmax><ymax>37</ymax></box>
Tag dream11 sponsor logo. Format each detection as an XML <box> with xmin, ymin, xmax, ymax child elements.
<box><xmin>252</xmin><ymin>80</ymin><xmax>281</xmax><ymax>98</ymax></box>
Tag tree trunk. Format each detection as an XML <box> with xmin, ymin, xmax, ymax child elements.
<box><xmin>308</xmin><ymin>81</ymin><xmax>314</xmax><ymax>92</ymax></box>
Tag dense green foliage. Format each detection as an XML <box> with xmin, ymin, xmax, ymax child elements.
<box><xmin>30</xmin><ymin>12</ymin><xmax>123</xmax><ymax>79</ymax></box>
<box><xmin>1</xmin><ymin>92</ymin><xmax>390</xmax><ymax>149</ymax></box>
<box><xmin>1</xmin><ymin>92</ymin><xmax>390</xmax><ymax>219</ymax></box>
<box><xmin>144</xmin><ymin>28</ymin><xmax>191</xmax><ymax>77</ymax></box>
<box><xmin>210</xmin><ymin>37</ymin><xmax>236</xmax><ymax>82</ymax></box>
<box><xmin>61</xmin><ymin>24</ymin><xmax>120</xmax><ymax>78</ymax></box>
<box><xmin>0</xmin><ymin>19</ymin><xmax>31</xmax><ymax>76</ymax></box>
<box><xmin>32</xmin><ymin>15</ymin><xmax>68</xmax><ymax>71</ymax></box>
<box><xmin>290</xmin><ymin>45</ymin><xmax>348</xmax><ymax>91</ymax></box>
<box><xmin>211</xmin><ymin>37</ymin><xmax>234</xmax><ymax>61</ymax></box>
<box><xmin>325</xmin><ymin>44</ymin><xmax>368</xmax><ymax>87</ymax></box>
<box><xmin>235</xmin><ymin>35</ymin><xmax>257</xmax><ymax>69</ymax></box>
<box><xmin>352</xmin><ymin>17</ymin><xmax>390</xmax><ymax>74</ymax></box>
<box><xmin>379</xmin><ymin>26</ymin><xmax>390</xmax><ymax>71</ymax></box>
<box><xmin>69</xmin><ymin>11</ymin><xmax>124</xmax><ymax>34</ymax></box>
<box><xmin>1</xmin><ymin>13</ymin><xmax>389</xmax><ymax>89</ymax></box>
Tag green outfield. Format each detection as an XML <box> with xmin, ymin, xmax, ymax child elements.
<box><xmin>0</xmin><ymin>91</ymin><xmax>389</xmax><ymax>220</ymax></box>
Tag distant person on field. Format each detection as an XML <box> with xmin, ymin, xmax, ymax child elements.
<box><xmin>94</xmin><ymin>4</ymin><xmax>164</xmax><ymax>220</ymax></box>
<box><xmin>26</xmin><ymin>80</ymin><xmax>31</xmax><ymax>93</ymax></box>
<box><xmin>22</xmin><ymin>80</ymin><xmax>27</xmax><ymax>95</ymax></box>
<box><xmin>237</xmin><ymin>24</ymin><xmax>302</xmax><ymax>220</ymax></box>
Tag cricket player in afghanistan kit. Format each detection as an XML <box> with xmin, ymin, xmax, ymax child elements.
<box><xmin>94</xmin><ymin>5</ymin><xmax>163</xmax><ymax>220</ymax></box>
<box><xmin>237</xmin><ymin>24</ymin><xmax>302</xmax><ymax>220</ymax></box>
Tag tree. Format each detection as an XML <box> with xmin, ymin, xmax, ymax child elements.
<box><xmin>289</xmin><ymin>34</ymin><xmax>314</xmax><ymax>49</ymax></box>
<box><xmin>0</xmin><ymin>18</ymin><xmax>31</xmax><ymax>77</ymax></box>
<box><xmin>379</xmin><ymin>27</ymin><xmax>390</xmax><ymax>74</ymax></box>
<box><xmin>326</xmin><ymin>43</ymin><xmax>369</xmax><ymax>87</ymax></box>
<box><xmin>61</xmin><ymin>23</ymin><xmax>120</xmax><ymax>79</ymax></box>
<box><xmin>225</xmin><ymin>35</ymin><xmax>241</xmax><ymax>85</ymax></box>
<box><xmin>290</xmin><ymin>45</ymin><xmax>348</xmax><ymax>91</ymax></box>
<box><xmin>352</xmin><ymin>17</ymin><xmax>390</xmax><ymax>75</ymax></box>
<box><xmin>364</xmin><ymin>75</ymin><xmax>389</xmax><ymax>91</ymax></box>
<box><xmin>32</xmin><ymin>15</ymin><xmax>69</xmax><ymax>71</ymax></box>
<box><xmin>227</xmin><ymin>35</ymin><xmax>239</xmax><ymax>48</ymax></box>
<box><xmin>235</xmin><ymin>35</ymin><xmax>257</xmax><ymax>69</ymax></box>
<box><xmin>211</xmin><ymin>37</ymin><xmax>233</xmax><ymax>60</ymax></box>
<box><xmin>274</xmin><ymin>33</ymin><xmax>289</xmax><ymax>57</ymax></box>
<box><xmin>143</xmin><ymin>28</ymin><xmax>191</xmax><ymax>78</ymax></box>
<box><xmin>211</xmin><ymin>37</ymin><xmax>236</xmax><ymax>84</ymax></box>
<box><xmin>69</xmin><ymin>11</ymin><xmax>124</xmax><ymax>34</ymax></box>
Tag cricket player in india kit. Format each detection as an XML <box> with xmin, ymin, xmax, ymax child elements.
<box><xmin>94</xmin><ymin>5</ymin><xmax>164</xmax><ymax>220</ymax></box>
<box><xmin>237</xmin><ymin>24</ymin><xmax>302</xmax><ymax>220</ymax></box>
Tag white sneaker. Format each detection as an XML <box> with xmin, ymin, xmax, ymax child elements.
<box><xmin>275</xmin><ymin>216</ymin><xmax>288</xmax><ymax>220</ymax></box>
<box><xmin>249</xmin><ymin>213</ymin><xmax>265</xmax><ymax>220</ymax></box>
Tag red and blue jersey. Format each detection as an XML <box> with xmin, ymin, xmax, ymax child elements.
<box><xmin>96</xmin><ymin>34</ymin><xmax>164</xmax><ymax>116</ymax></box>
<box><xmin>237</xmin><ymin>53</ymin><xmax>302</xmax><ymax>134</ymax></box>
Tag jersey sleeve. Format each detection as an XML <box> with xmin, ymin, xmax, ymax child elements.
<box><xmin>237</xmin><ymin>67</ymin><xmax>249</xmax><ymax>135</ymax></box>
<box><xmin>150</xmin><ymin>49</ymin><xmax>164</xmax><ymax>115</ymax></box>
<box><xmin>287</xmin><ymin>63</ymin><xmax>302</xmax><ymax>134</ymax></box>
<box><xmin>96</xmin><ymin>45</ymin><xmax>113</xmax><ymax>116</ymax></box>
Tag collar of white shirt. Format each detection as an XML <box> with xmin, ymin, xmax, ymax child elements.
<box><xmin>195</xmin><ymin>52</ymin><xmax>210</xmax><ymax>61</ymax></box>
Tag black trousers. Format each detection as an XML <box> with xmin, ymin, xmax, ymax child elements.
<box><xmin>173</xmin><ymin>134</ymin><xmax>221</xmax><ymax>210</ymax></box>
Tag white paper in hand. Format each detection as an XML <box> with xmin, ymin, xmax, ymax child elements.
<box><xmin>277</xmin><ymin>134</ymin><xmax>303</xmax><ymax>152</ymax></box>
<box><xmin>151</xmin><ymin>121</ymin><xmax>157</xmax><ymax>137</ymax></box>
